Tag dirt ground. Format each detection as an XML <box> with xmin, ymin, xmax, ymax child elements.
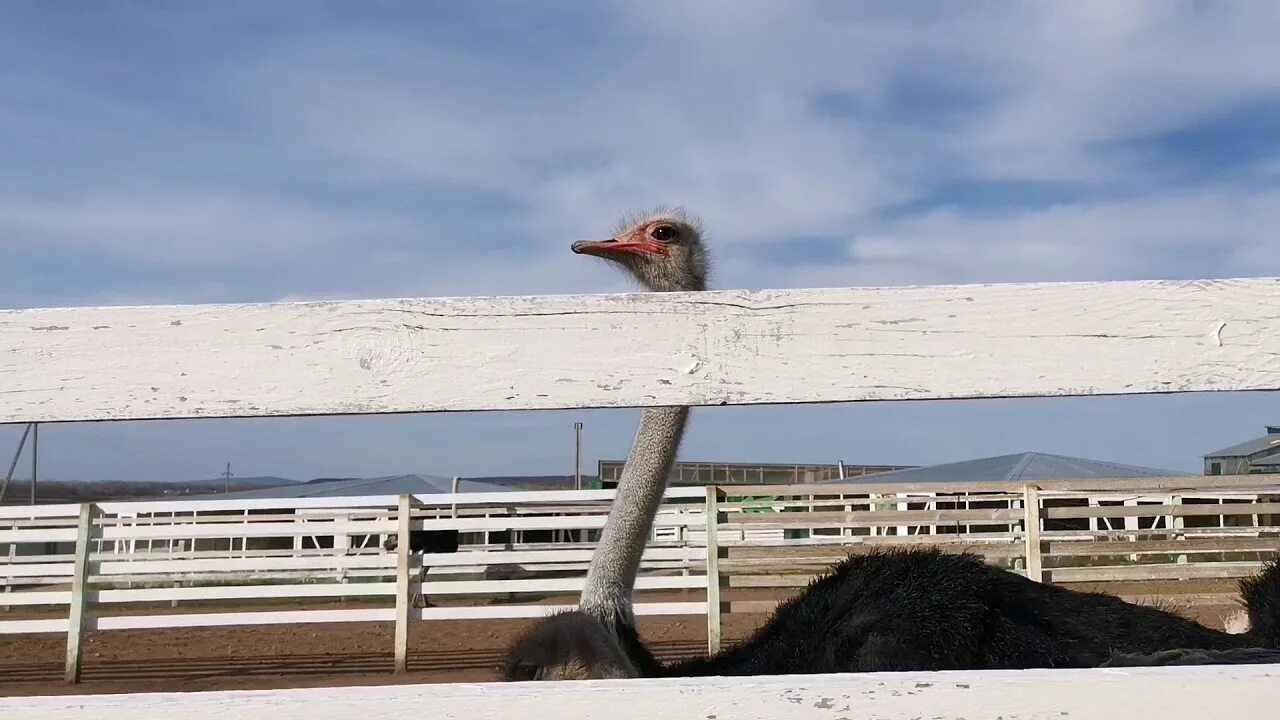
<box><xmin>0</xmin><ymin>580</ymin><xmax>1247</xmax><ymax>698</ymax></box>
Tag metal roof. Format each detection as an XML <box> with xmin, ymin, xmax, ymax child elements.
<box><xmin>463</xmin><ymin>475</ymin><xmax>592</xmax><ymax>490</ymax></box>
<box><xmin>816</xmin><ymin>452</ymin><xmax>1190</xmax><ymax>485</ymax></box>
<box><xmin>180</xmin><ymin>473</ymin><xmax>512</xmax><ymax>500</ymax></box>
<box><xmin>1204</xmin><ymin>428</ymin><xmax>1280</xmax><ymax>458</ymax></box>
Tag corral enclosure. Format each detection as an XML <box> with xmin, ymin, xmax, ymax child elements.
<box><xmin>2</xmin><ymin>277</ymin><xmax>1280</xmax><ymax>717</ymax></box>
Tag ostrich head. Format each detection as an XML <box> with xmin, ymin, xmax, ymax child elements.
<box><xmin>500</xmin><ymin>610</ymin><xmax>639</xmax><ymax>681</ymax></box>
<box><xmin>571</xmin><ymin>207</ymin><xmax>708</xmax><ymax>292</ymax></box>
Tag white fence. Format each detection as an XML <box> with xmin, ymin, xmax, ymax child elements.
<box><xmin>5</xmin><ymin>474</ymin><xmax>1276</xmax><ymax>678</ymax></box>
<box><xmin>2</xmin><ymin>277</ymin><xmax>1280</xmax><ymax>715</ymax></box>
<box><xmin>0</xmin><ymin>485</ymin><xmax>715</xmax><ymax>678</ymax></box>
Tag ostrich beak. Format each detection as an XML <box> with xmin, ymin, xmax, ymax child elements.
<box><xmin>571</xmin><ymin>236</ymin><xmax>668</xmax><ymax>257</ymax></box>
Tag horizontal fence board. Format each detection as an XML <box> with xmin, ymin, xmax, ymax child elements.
<box><xmin>1046</xmin><ymin>503</ymin><xmax>1280</xmax><ymax>519</ymax></box>
<box><xmin>413</xmin><ymin>601</ymin><xmax>707</xmax><ymax>621</ymax></box>
<box><xmin>418</xmin><ymin>574</ymin><xmax>705</xmax><ymax>596</ymax></box>
<box><xmin>0</xmin><ymin>528</ymin><xmax>78</xmax><ymax>543</ymax></box>
<box><xmin>0</xmin><ymin>618</ymin><xmax>68</xmax><ymax>635</ymax></box>
<box><xmin>5</xmin><ymin>277</ymin><xmax>1280</xmax><ymax>424</ymax></box>
<box><xmin>1047</xmin><ymin>537</ymin><xmax>1280</xmax><ymax>555</ymax></box>
<box><xmin>0</xmin><ymin>505</ymin><xmax>83</xmax><ymax>520</ymax></box>
<box><xmin>95</xmin><ymin>520</ymin><xmax>394</xmax><ymax>541</ymax></box>
<box><xmin>96</xmin><ymin>582</ymin><xmax>397</xmax><ymax>604</ymax></box>
<box><xmin>0</xmin><ymin>590</ymin><xmax>71</xmax><ymax>606</ymax></box>
<box><xmin>1046</xmin><ymin>561</ymin><xmax>1265</xmax><ymax>583</ymax></box>
<box><xmin>1</xmin><ymin>562</ymin><xmax>73</xmax><ymax>578</ymax></box>
<box><xmin>96</xmin><ymin>554</ymin><xmax>394</xmax><ymax>575</ymax></box>
<box><xmin>727</xmin><ymin>508</ymin><xmax>1023</xmax><ymax>527</ymax></box>
<box><xmin>92</xmin><ymin>608</ymin><xmax>396</xmax><ymax>630</ymax></box>
<box><xmin>1</xmin><ymin>665</ymin><xmax>1276</xmax><ymax>719</ymax></box>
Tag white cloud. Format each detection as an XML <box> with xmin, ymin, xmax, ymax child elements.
<box><xmin>0</xmin><ymin>193</ymin><xmax>419</xmax><ymax>269</ymax></box>
<box><xmin>4</xmin><ymin>2</ymin><xmax>1280</xmax><ymax>482</ymax></box>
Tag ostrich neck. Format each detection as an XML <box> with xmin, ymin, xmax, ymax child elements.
<box><xmin>579</xmin><ymin>405</ymin><xmax>689</xmax><ymax>626</ymax></box>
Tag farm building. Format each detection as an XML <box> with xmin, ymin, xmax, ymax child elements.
<box><xmin>1203</xmin><ymin>425</ymin><xmax>1280</xmax><ymax>475</ymax></box>
<box><xmin>594</xmin><ymin>459</ymin><xmax>911</xmax><ymax>489</ymax></box>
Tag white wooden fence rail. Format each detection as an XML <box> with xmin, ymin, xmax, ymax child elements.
<box><xmin>3</xmin><ymin>278</ymin><xmax>1279</xmax><ymax>424</ymax></box>
<box><xmin>3</xmin><ymin>278</ymin><xmax>1280</xmax><ymax>711</ymax></box>
<box><xmin>1</xmin><ymin>666</ymin><xmax>1278</xmax><ymax>720</ymax></box>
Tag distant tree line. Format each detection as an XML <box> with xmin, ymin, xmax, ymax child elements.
<box><xmin>0</xmin><ymin>479</ymin><xmax>282</xmax><ymax>505</ymax></box>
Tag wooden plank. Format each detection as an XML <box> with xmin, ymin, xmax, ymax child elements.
<box><xmin>1046</xmin><ymin>537</ymin><xmax>1280</xmax><ymax>556</ymax></box>
<box><xmin>91</xmin><ymin>608</ymin><xmax>394</xmax><ymax>630</ymax></box>
<box><xmin>723</xmin><ymin>508</ymin><xmax>1022</xmax><ymax>528</ymax></box>
<box><xmin>5</xmin><ymin>277</ymin><xmax>1280</xmax><ymax>425</ymax></box>
<box><xmin>720</xmin><ymin>547</ymin><xmax>1025</xmax><ymax>571</ymax></box>
<box><xmin>95</xmin><ymin>582</ymin><xmax>397</xmax><ymax>604</ymax></box>
<box><xmin>0</xmin><ymin>618</ymin><xmax>68</xmax><ymax>635</ymax></box>
<box><xmin>412</xmin><ymin>601</ymin><xmax>707</xmax><ymax>621</ymax></box>
<box><xmin>1023</xmin><ymin>484</ymin><xmax>1043</xmax><ymax>582</ymax></box>
<box><xmin>394</xmin><ymin>494</ymin><xmax>412</xmax><ymax>674</ymax></box>
<box><xmin>416</xmin><ymin>574</ymin><xmax>706</xmax><ymax>596</ymax></box>
<box><xmin>704</xmin><ymin>486</ymin><xmax>721</xmax><ymax>655</ymax></box>
<box><xmin>64</xmin><ymin>503</ymin><xmax>95</xmax><ymax>683</ymax></box>
<box><xmin>0</xmin><ymin>504</ymin><xmax>81</xmax><ymax>520</ymax></box>
<box><xmin>1045</xmin><ymin>502</ymin><xmax>1280</xmax><ymax>519</ymax></box>
<box><xmin>1</xmin><ymin>562</ymin><xmax>74</xmax><ymax>578</ymax></box>
<box><xmin>0</xmin><ymin>528</ymin><xmax>79</xmax><ymax>543</ymax></box>
<box><xmin>94</xmin><ymin>520</ymin><xmax>394</xmax><ymax>541</ymax></box>
<box><xmin>1</xmin><ymin>665</ymin><xmax>1277</xmax><ymax>719</ymax></box>
<box><xmin>1047</xmin><ymin>561</ymin><xmax>1265</xmax><ymax>583</ymax></box>
<box><xmin>95</xmin><ymin>554</ymin><xmax>394</xmax><ymax>575</ymax></box>
<box><xmin>0</xmin><ymin>590</ymin><xmax>71</xmax><ymax>606</ymax></box>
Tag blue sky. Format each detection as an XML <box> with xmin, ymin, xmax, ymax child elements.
<box><xmin>2</xmin><ymin>1</ymin><xmax>1278</xmax><ymax>483</ymax></box>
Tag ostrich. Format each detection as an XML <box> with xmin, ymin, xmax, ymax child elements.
<box><xmin>498</xmin><ymin>207</ymin><xmax>1280</xmax><ymax>681</ymax></box>
<box><xmin>502</xmin><ymin>548</ymin><xmax>1280</xmax><ymax>680</ymax></box>
<box><xmin>569</xmin><ymin>207</ymin><xmax>708</xmax><ymax>637</ymax></box>
<box><xmin>384</xmin><ymin>529</ymin><xmax>460</xmax><ymax>608</ymax></box>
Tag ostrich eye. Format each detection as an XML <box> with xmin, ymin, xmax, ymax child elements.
<box><xmin>650</xmin><ymin>225</ymin><xmax>677</xmax><ymax>242</ymax></box>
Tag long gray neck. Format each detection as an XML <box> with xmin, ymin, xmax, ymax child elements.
<box><xmin>578</xmin><ymin>405</ymin><xmax>689</xmax><ymax>627</ymax></box>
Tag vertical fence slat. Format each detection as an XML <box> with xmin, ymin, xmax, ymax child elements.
<box><xmin>394</xmin><ymin>494</ymin><xmax>413</xmax><ymax>673</ymax></box>
<box><xmin>65</xmin><ymin>502</ymin><xmax>97</xmax><ymax>683</ymax></box>
<box><xmin>1022</xmin><ymin>484</ymin><xmax>1042</xmax><ymax>583</ymax></box>
<box><xmin>704</xmin><ymin>485</ymin><xmax>722</xmax><ymax>654</ymax></box>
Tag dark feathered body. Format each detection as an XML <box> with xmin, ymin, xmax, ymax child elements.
<box><xmin>628</xmin><ymin>548</ymin><xmax>1280</xmax><ymax>676</ymax></box>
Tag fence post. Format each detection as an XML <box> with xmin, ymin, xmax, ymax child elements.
<box><xmin>1172</xmin><ymin>495</ymin><xmax>1187</xmax><ymax>565</ymax></box>
<box><xmin>704</xmin><ymin>485</ymin><xmax>722</xmax><ymax>655</ymax></box>
<box><xmin>1022</xmin><ymin>484</ymin><xmax>1043</xmax><ymax>583</ymax></box>
<box><xmin>65</xmin><ymin>502</ymin><xmax>98</xmax><ymax>683</ymax></box>
<box><xmin>394</xmin><ymin>494</ymin><xmax>414</xmax><ymax>674</ymax></box>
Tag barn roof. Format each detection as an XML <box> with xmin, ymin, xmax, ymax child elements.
<box><xmin>1203</xmin><ymin>427</ymin><xmax>1280</xmax><ymax>458</ymax></box>
<box><xmin>816</xmin><ymin>451</ymin><xmax>1190</xmax><ymax>485</ymax></box>
<box><xmin>179</xmin><ymin>473</ymin><xmax>511</xmax><ymax>500</ymax></box>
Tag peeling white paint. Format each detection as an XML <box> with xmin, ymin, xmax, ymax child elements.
<box><xmin>0</xmin><ymin>665</ymin><xmax>1276</xmax><ymax>719</ymax></box>
<box><xmin>1</xmin><ymin>277</ymin><xmax>1279</xmax><ymax>424</ymax></box>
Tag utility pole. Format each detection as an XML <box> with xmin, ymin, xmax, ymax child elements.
<box><xmin>222</xmin><ymin>462</ymin><xmax>234</xmax><ymax>493</ymax></box>
<box><xmin>573</xmin><ymin>422</ymin><xmax>583</xmax><ymax>491</ymax></box>
<box><xmin>0</xmin><ymin>423</ymin><xmax>33</xmax><ymax>505</ymax></box>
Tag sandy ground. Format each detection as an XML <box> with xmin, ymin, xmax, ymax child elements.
<box><xmin>0</xmin><ymin>580</ymin><xmax>1247</xmax><ymax>698</ymax></box>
